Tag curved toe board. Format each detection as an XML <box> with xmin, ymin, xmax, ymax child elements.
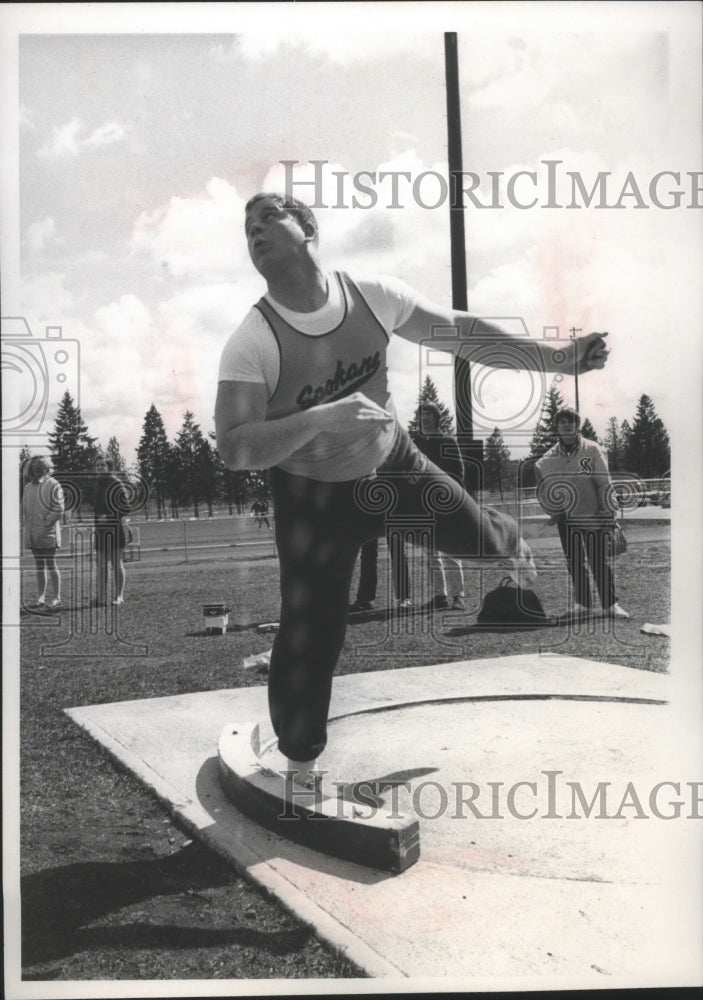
<box><xmin>218</xmin><ymin>723</ymin><xmax>420</xmax><ymax>874</ymax></box>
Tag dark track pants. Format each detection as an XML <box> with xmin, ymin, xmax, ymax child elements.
<box><xmin>355</xmin><ymin>536</ymin><xmax>410</xmax><ymax>604</ymax></box>
<box><xmin>268</xmin><ymin>427</ymin><xmax>520</xmax><ymax>761</ymax></box>
<box><xmin>556</xmin><ymin>517</ymin><xmax>616</xmax><ymax>610</ymax></box>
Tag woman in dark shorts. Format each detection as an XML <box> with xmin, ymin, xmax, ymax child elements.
<box><xmin>92</xmin><ymin>456</ymin><xmax>130</xmax><ymax>606</ymax></box>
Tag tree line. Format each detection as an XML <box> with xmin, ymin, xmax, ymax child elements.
<box><xmin>408</xmin><ymin>376</ymin><xmax>670</xmax><ymax>496</ymax></box>
<box><xmin>21</xmin><ymin>382</ymin><xmax>670</xmax><ymax>519</ymax></box>
<box><xmin>20</xmin><ymin>392</ymin><xmax>268</xmax><ymax>520</ymax></box>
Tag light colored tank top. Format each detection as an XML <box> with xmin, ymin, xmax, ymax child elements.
<box><xmin>256</xmin><ymin>271</ymin><xmax>397</xmax><ymax>481</ymax></box>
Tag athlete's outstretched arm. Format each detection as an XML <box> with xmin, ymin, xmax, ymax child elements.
<box><xmin>396</xmin><ymin>296</ymin><xmax>609</xmax><ymax>376</ymax></box>
<box><xmin>215</xmin><ymin>381</ymin><xmax>392</xmax><ymax>471</ymax></box>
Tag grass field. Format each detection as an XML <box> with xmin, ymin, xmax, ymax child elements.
<box><xmin>17</xmin><ymin>523</ymin><xmax>670</xmax><ymax>982</ymax></box>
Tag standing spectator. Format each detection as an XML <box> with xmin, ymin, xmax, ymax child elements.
<box><xmin>535</xmin><ymin>408</ymin><xmax>629</xmax><ymax>619</ymax></box>
<box><xmin>251</xmin><ymin>497</ymin><xmax>271</xmax><ymax>530</ymax></box>
<box><xmin>349</xmin><ymin>535</ymin><xmax>411</xmax><ymax>613</ymax></box>
<box><xmin>21</xmin><ymin>456</ymin><xmax>64</xmax><ymax>609</ymax></box>
<box><xmin>415</xmin><ymin>403</ymin><xmax>466</xmax><ymax>610</ymax></box>
<box><xmin>92</xmin><ymin>456</ymin><xmax>130</xmax><ymax>606</ymax></box>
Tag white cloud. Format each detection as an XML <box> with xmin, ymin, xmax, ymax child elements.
<box><xmin>459</xmin><ymin>35</ymin><xmax>529</xmax><ymax>94</ymax></box>
<box><xmin>465</xmin><ymin>31</ymin><xmax>663</xmax><ymax>111</ymax></box>
<box><xmin>390</xmin><ymin>130</ymin><xmax>419</xmax><ymax>152</ymax></box>
<box><xmin>19</xmin><ymin>103</ymin><xmax>36</xmax><ymax>131</ymax></box>
<box><xmin>84</xmin><ymin>121</ymin><xmax>126</xmax><ymax>148</ymax></box>
<box><xmin>37</xmin><ymin>118</ymin><xmax>127</xmax><ymax>160</ymax></box>
<box><xmin>86</xmin><ymin>293</ymin><xmax>206</xmax><ymax>454</ymax></box>
<box><xmin>211</xmin><ymin>32</ymin><xmax>430</xmax><ymax>66</ymax></box>
<box><xmin>16</xmin><ymin>272</ymin><xmax>92</xmax><ymax>448</ymax></box>
<box><xmin>20</xmin><ymin>269</ymin><xmax>80</xmax><ymax>318</ymax></box>
<box><xmin>25</xmin><ymin>217</ymin><xmax>63</xmax><ymax>258</ymax></box>
<box><xmin>299</xmin><ymin>32</ymin><xmax>427</xmax><ymax>65</ymax></box>
<box><xmin>159</xmin><ymin>282</ymin><xmax>258</xmax><ymax>337</ymax></box>
<box><xmin>37</xmin><ymin>118</ymin><xmax>84</xmax><ymax>159</ymax></box>
<box><xmin>131</xmin><ymin>177</ymin><xmax>248</xmax><ymax>280</ymax></box>
<box><xmin>79</xmin><ymin>283</ymin><xmax>259</xmax><ymax>457</ymax></box>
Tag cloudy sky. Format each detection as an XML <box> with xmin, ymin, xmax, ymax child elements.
<box><xmin>4</xmin><ymin>2</ymin><xmax>702</xmax><ymax>465</ymax></box>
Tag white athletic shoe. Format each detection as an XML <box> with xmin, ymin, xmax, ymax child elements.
<box><xmin>286</xmin><ymin>758</ymin><xmax>322</xmax><ymax>791</ymax></box>
<box><xmin>605</xmin><ymin>603</ymin><xmax>630</xmax><ymax>620</ymax></box>
<box><xmin>569</xmin><ymin>602</ymin><xmax>590</xmax><ymax>617</ymax></box>
<box><xmin>501</xmin><ymin>538</ymin><xmax>538</xmax><ymax>589</ymax></box>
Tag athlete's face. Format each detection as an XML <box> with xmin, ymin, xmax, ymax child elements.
<box><xmin>244</xmin><ymin>198</ymin><xmax>310</xmax><ymax>274</ymax></box>
<box><xmin>556</xmin><ymin>418</ymin><xmax>579</xmax><ymax>448</ymax></box>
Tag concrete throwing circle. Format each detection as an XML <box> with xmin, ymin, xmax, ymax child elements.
<box><xmin>258</xmin><ymin>695</ymin><xmax>669</xmax><ymax>884</ymax></box>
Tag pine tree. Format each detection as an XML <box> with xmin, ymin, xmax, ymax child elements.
<box><xmin>48</xmin><ymin>391</ymin><xmax>98</xmax><ymax>472</ymax></box>
<box><xmin>19</xmin><ymin>445</ymin><xmax>32</xmax><ymax>494</ymax></box>
<box><xmin>137</xmin><ymin>405</ymin><xmax>172</xmax><ymax>519</ymax></box>
<box><xmin>172</xmin><ymin>411</ymin><xmax>210</xmax><ymax>517</ymax></box>
<box><xmin>580</xmin><ymin>417</ymin><xmax>598</xmax><ymax>442</ymax></box>
<box><xmin>407</xmin><ymin>376</ymin><xmax>454</xmax><ymax>439</ymax></box>
<box><xmin>603</xmin><ymin>417</ymin><xmax>626</xmax><ymax>471</ymax></box>
<box><xmin>105</xmin><ymin>436</ymin><xmax>127</xmax><ymax>473</ymax></box>
<box><xmin>208</xmin><ymin>432</ymin><xmax>253</xmax><ymax>515</ymax></box>
<box><xmin>528</xmin><ymin>380</ymin><xmax>566</xmax><ymax>458</ymax></box>
<box><xmin>620</xmin><ymin>419</ymin><xmax>632</xmax><ymax>455</ymax></box>
<box><xmin>226</xmin><ymin>469</ymin><xmax>249</xmax><ymax>514</ymax></box>
<box><xmin>484</xmin><ymin>427</ymin><xmax>513</xmax><ymax>497</ymax></box>
<box><xmin>166</xmin><ymin>444</ymin><xmax>182</xmax><ymax>518</ymax></box>
<box><xmin>196</xmin><ymin>436</ymin><xmax>220</xmax><ymax>517</ymax></box>
<box><xmin>625</xmin><ymin>395</ymin><xmax>670</xmax><ymax>478</ymax></box>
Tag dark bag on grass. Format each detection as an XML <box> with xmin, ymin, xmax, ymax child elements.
<box><xmin>476</xmin><ymin>577</ymin><xmax>548</xmax><ymax>629</ymax></box>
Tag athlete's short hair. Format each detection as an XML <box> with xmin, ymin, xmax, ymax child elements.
<box><xmin>553</xmin><ymin>407</ymin><xmax>581</xmax><ymax>429</ymax></box>
<box><xmin>245</xmin><ymin>192</ymin><xmax>319</xmax><ymax>244</ymax></box>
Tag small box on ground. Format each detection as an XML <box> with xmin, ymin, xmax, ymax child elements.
<box><xmin>203</xmin><ymin>603</ymin><xmax>230</xmax><ymax>634</ymax></box>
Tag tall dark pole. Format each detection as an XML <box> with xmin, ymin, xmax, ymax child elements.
<box><xmin>445</xmin><ymin>32</ymin><xmax>468</xmax><ymax>316</ymax></box>
<box><xmin>569</xmin><ymin>326</ymin><xmax>582</xmax><ymax>414</ymax></box>
<box><xmin>445</xmin><ymin>32</ymin><xmax>482</xmax><ymax>494</ymax></box>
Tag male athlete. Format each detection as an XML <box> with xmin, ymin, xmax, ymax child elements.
<box><xmin>215</xmin><ymin>192</ymin><xmax>610</xmax><ymax>783</ymax></box>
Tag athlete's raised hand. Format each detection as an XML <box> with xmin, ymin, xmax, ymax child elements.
<box><xmin>565</xmin><ymin>331</ymin><xmax>610</xmax><ymax>374</ymax></box>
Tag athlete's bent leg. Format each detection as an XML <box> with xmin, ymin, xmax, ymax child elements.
<box><xmin>380</xmin><ymin>430</ymin><xmax>527</xmax><ymax>573</ymax></box>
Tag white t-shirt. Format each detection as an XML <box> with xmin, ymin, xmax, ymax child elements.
<box><xmin>218</xmin><ymin>273</ymin><xmax>418</xmax><ymax>396</ymax></box>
